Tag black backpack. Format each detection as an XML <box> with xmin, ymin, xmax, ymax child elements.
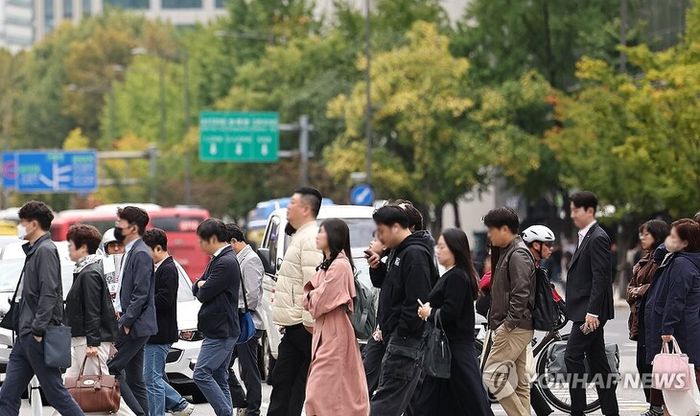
<box><xmin>509</xmin><ymin>249</ymin><xmax>559</xmax><ymax>332</ymax></box>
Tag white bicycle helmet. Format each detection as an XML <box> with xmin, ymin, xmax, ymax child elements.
<box><xmin>102</xmin><ymin>228</ymin><xmax>118</xmax><ymax>246</ymax></box>
<box><xmin>522</xmin><ymin>225</ymin><xmax>556</xmax><ymax>244</ymax></box>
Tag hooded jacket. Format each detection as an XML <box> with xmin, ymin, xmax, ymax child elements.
<box><xmin>376</xmin><ymin>231</ymin><xmax>437</xmax><ymax>339</ymax></box>
<box><xmin>645</xmin><ymin>250</ymin><xmax>700</xmax><ymax>365</ymax></box>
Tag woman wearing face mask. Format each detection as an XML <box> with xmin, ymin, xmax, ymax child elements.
<box><xmin>303</xmin><ymin>218</ymin><xmax>369</xmax><ymax>416</ymax></box>
<box><xmin>645</xmin><ymin>219</ymin><xmax>700</xmax><ymax>391</ymax></box>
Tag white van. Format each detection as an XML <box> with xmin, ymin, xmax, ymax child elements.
<box><xmin>257</xmin><ymin>205</ymin><xmax>377</xmax><ymax>380</ymax></box>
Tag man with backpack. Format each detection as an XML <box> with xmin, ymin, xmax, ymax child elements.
<box><xmin>481</xmin><ymin>208</ymin><xmax>535</xmax><ymax>416</ymax></box>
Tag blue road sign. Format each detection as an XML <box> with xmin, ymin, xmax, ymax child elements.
<box><xmin>350</xmin><ymin>184</ymin><xmax>375</xmax><ymax>206</ymax></box>
<box><xmin>2</xmin><ymin>150</ymin><xmax>98</xmax><ymax>193</ymax></box>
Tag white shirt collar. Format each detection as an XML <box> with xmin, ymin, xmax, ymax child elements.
<box><xmin>154</xmin><ymin>256</ymin><xmax>169</xmax><ymax>271</ymax></box>
<box><xmin>124</xmin><ymin>238</ymin><xmax>139</xmax><ymax>254</ymax></box>
<box><xmin>213</xmin><ymin>245</ymin><xmax>227</xmax><ymax>258</ymax></box>
<box><xmin>578</xmin><ymin>220</ymin><xmax>597</xmax><ymax>244</ymax></box>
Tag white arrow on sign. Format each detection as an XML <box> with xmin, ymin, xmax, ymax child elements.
<box><xmin>261</xmin><ymin>143</ymin><xmax>268</xmax><ymax>156</ymax></box>
<box><xmin>38</xmin><ymin>163</ymin><xmax>73</xmax><ymax>190</ymax></box>
<box><xmin>209</xmin><ymin>143</ymin><xmax>218</xmax><ymax>155</ymax></box>
<box><xmin>235</xmin><ymin>143</ymin><xmax>243</xmax><ymax>156</ymax></box>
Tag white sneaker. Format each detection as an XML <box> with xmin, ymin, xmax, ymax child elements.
<box><xmin>236</xmin><ymin>409</ymin><xmax>247</xmax><ymax>416</ymax></box>
<box><xmin>172</xmin><ymin>403</ymin><xmax>195</xmax><ymax>416</ymax></box>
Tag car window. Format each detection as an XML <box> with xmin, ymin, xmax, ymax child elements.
<box><xmin>267</xmin><ymin>216</ymin><xmax>281</xmax><ymax>271</ymax></box>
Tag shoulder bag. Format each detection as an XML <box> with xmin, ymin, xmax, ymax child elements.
<box><xmin>65</xmin><ymin>355</ymin><xmax>121</xmax><ymax>413</ymax></box>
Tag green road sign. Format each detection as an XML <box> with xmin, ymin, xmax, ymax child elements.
<box><xmin>199</xmin><ymin>112</ymin><xmax>279</xmax><ymax>162</ymax></box>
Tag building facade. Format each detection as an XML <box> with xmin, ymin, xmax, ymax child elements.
<box><xmin>0</xmin><ymin>0</ymin><xmax>34</xmax><ymax>51</ymax></box>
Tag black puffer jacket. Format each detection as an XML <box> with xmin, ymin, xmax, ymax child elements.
<box><xmin>65</xmin><ymin>257</ymin><xmax>118</xmax><ymax>347</ymax></box>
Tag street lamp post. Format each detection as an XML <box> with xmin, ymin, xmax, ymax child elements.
<box><xmin>365</xmin><ymin>0</ymin><xmax>372</xmax><ymax>185</ymax></box>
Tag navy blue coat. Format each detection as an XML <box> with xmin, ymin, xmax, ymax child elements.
<box><xmin>118</xmin><ymin>239</ymin><xmax>158</xmax><ymax>338</ymax></box>
<box><xmin>645</xmin><ymin>250</ymin><xmax>700</xmax><ymax>365</ymax></box>
<box><xmin>192</xmin><ymin>245</ymin><xmax>241</xmax><ymax>339</ymax></box>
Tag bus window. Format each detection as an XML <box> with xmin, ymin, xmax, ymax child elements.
<box><xmin>151</xmin><ymin>217</ymin><xmax>202</xmax><ymax>232</ymax></box>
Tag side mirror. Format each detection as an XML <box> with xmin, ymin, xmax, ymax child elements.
<box><xmin>257</xmin><ymin>248</ymin><xmax>275</xmax><ymax>275</ymax></box>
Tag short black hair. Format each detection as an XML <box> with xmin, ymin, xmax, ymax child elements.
<box><xmin>373</xmin><ymin>205</ymin><xmax>410</xmax><ymax>229</ymax></box>
<box><xmin>67</xmin><ymin>224</ymin><xmax>102</xmax><ymax>254</ymax></box>
<box><xmin>18</xmin><ymin>201</ymin><xmax>54</xmax><ymax>231</ymax></box>
<box><xmin>196</xmin><ymin>218</ymin><xmax>228</xmax><ymax>242</ymax></box>
<box><xmin>483</xmin><ymin>207</ymin><xmax>520</xmax><ymax>234</ymax></box>
<box><xmin>393</xmin><ymin>199</ymin><xmax>424</xmax><ymax>231</ymax></box>
<box><xmin>226</xmin><ymin>223</ymin><xmax>246</xmax><ymax>243</ymax></box>
<box><xmin>294</xmin><ymin>187</ymin><xmax>322</xmax><ymax>218</ymax></box>
<box><xmin>117</xmin><ymin>206</ymin><xmax>149</xmax><ymax>235</ymax></box>
<box><xmin>570</xmin><ymin>191</ymin><xmax>598</xmax><ymax>213</ymax></box>
<box><xmin>639</xmin><ymin>219</ymin><xmax>670</xmax><ymax>249</ymax></box>
<box><xmin>143</xmin><ymin>228</ymin><xmax>168</xmax><ymax>251</ymax></box>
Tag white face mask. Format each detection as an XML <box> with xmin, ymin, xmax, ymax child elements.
<box><xmin>17</xmin><ymin>224</ymin><xmax>28</xmax><ymax>240</ymax></box>
<box><xmin>665</xmin><ymin>235</ymin><xmax>686</xmax><ymax>253</ymax></box>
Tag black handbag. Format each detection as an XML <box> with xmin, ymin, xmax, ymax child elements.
<box><xmin>0</xmin><ymin>267</ymin><xmax>25</xmax><ymax>331</ymax></box>
<box><xmin>44</xmin><ymin>324</ymin><xmax>72</xmax><ymax>368</ymax></box>
<box><xmin>423</xmin><ymin>310</ymin><xmax>451</xmax><ymax>379</ymax></box>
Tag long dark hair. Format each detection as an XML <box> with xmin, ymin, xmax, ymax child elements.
<box><xmin>318</xmin><ymin>218</ymin><xmax>355</xmax><ymax>271</ymax></box>
<box><xmin>441</xmin><ymin>228</ymin><xmax>479</xmax><ymax>299</ymax></box>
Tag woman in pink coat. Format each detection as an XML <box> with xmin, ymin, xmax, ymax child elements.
<box><xmin>303</xmin><ymin>218</ymin><xmax>370</xmax><ymax>416</ymax></box>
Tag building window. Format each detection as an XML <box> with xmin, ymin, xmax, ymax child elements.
<box><xmin>82</xmin><ymin>0</ymin><xmax>91</xmax><ymax>15</ymax></box>
<box><xmin>63</xmin><ymin>0</ymin><xmax>72</xmax><ymax>18</ymax></box>
<box><xmin>44</xmin><ymin>0</ymin><xmax>55</xmax><ymax>30</ymax></box>
<box><xmin>162</xmin><ymin>0</ymin><xmax>202</xmax><ymax>8</ymax></box>
<box><xmin>215</xmin><ymin>0</ymin><xmax>224</xmax><ymax>8</ymax></box>
<box><xmin>104</xmin><ymin>0</ymin><xmax>149</xmax><ymax>10</ymax></box>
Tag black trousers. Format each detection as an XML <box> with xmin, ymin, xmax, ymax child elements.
<box><xmin>565</xmin><ymin>323</ymin><xmax>619</xmax><ymax>416</ymax></box>
<box><xmin>267</xmin><ymin>324</ymin><xmax>311</xmax><ymax>416</ymax></box>
<box><xmin>229</xmin><ymin>330</ymin><xmax>263</xmax><ymax>416</ymax></box>
<box><xmin>363</xmin><ymin>336</ymin><xmax>386</xmax><ymax>396</ymax></box>
<box><xmin>370</xmin><ymin>333</ymin><xmax>424</xmax><ymax>416</ymax></box>
<box><xmin>414</xmin><ymin>340</ymin><xmax>493</xmax><ymax>416</ymax></box>
<box><xmin>108</xmin><ymin>330</ymin><xmax>150</xmax><ymax>416</ymax></box>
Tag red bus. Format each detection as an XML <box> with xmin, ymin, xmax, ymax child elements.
<box><xmin>50</xmin><ymin>205</ymin><xmax>210</xmax><ymax>281</ymax></box>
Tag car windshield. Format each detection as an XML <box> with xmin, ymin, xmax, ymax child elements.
<box><xmin>343</xmin><ymin>218</ymin><xmax>376</xmax><ymax>249</ymax></box>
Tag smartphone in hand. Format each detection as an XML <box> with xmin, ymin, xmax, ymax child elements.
<box><xmin>364</xmin><ymin>249</ymin><xmax>374</xmax><ymax>259</ymax></box>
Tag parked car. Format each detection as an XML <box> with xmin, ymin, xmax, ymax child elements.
<box><xmin>256</xmin><ymin>205</ymin><xmax>377</xmax><ymax>381</ymax></box>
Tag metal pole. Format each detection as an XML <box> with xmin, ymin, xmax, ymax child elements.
<box><xmin>149</xmin><ymin>143</ymin><xmax>158</xmax><ymax>202</ymax></box>
<box><xmin>299</xmin><ymin>115</ymin><xmax>309</xmax><ymax>186</ymax></box>
<box><xmin>183</xmin><ymin>49</ymin><xmax>192</xmax><ymax>205</ymax></box>
<box><xmin>159</xmin><ymin>59</ymin><xmax>166</xmax><ymax>144</ymax></box>
<box><xmin>364</xmin><ymin>0</ymin><xmax>372</xmax><ymax>185</ymax></box>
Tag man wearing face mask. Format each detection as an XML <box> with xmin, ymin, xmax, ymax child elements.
<box><xmin>0</xmin><ymin>201</ymin><xmax>84</xmax><ymax>415</ymax></box>
<box><xmin>107</xmin><ymin>206</ymin><xmax>158</xmax><ymax>416</ymax></box>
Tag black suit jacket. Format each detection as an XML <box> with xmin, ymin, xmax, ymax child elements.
<box><xmin>118</xmin><ymin>239</ymin><xmax>158</xmax><ymax>338</ymax></box>
<box><xmin>565</xmin><ymin>223</ymin><xmax>615</xmax><ymax>323</ymax></box>
<box><xmin>149</xmin><ymin>256</ymin><xmax>179</xmax><ymax>344</ymax></box>
<box><xmin>192</xmin><ymin>246</ymin><xmax>241</xmax><ymax>339</ymax></box>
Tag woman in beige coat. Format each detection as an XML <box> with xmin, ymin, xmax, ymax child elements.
<box><xmin>303</xmin><ymin>218</ymin><xmax>369</xmax><ymax>416</ymax></box>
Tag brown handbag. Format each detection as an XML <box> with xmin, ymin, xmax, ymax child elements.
<box><xmin>65</xmin><ymin>355</ymin><xmax>121</xmax><ymax>413</ymax></box>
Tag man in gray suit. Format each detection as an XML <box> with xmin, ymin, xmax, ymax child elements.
<box><xmin>108</xmin><ymin>206</ymin><xmax>158</xmax><ymax>416</ymax></box>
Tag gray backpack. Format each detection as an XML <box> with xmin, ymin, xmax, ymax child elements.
<box><xmin>350</xmin><ymin>269</ymin><xmax>378</xmax><ymax>339</ymax></box>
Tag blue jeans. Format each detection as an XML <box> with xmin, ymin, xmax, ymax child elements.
<box><xmin>144</xmin><ymin>344</ymin><xmax>170</xmax><ymax>416</ymax></box>
<box><xmin>193</xmin><ymin>336</ymin><xmax>237</xmax><ymax>416</ymax></box>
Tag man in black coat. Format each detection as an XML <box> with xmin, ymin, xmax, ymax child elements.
<box><xmin>565</xmin><ymin>191</ymin><xmax>619</xmax><ymax>416</ymax></box>
<box><xmin>192</xmin><ymin>219</ymin><xmax>241</xmax><ymax>416</ymax></box>
<box><xmin>108</xmin><ymin>206</ymin><xmax>158</xmax><ymax>416</ymax></box>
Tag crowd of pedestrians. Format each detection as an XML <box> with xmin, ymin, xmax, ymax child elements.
<box><xmin>1</xmin><ymin>189</ymin><xmax>700</xmax><ymax>416</ymax></box>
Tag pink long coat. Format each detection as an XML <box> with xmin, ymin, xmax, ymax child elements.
<box><xmin>303</xmin><ymin>253</ymin><xmax>370</xmax><ymax>416</ymax></box>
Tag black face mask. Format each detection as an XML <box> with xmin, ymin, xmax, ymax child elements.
<box><xmin>114</xmin><ymin>226</ymin><xmax>127</xmax><ymax>243</ymax></box>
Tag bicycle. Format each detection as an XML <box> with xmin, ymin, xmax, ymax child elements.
<box><xmin>474</xmin><ymin>315</ymin><xmax>604</xmax><ymax>414</ymax></box>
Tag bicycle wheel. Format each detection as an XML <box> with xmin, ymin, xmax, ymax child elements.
<box><xmin>474</xmin><ymin>339</ymin><xmax>498</xmax><ymax>404</ymax></box>
<box><xmin>535</xmin><ymin>333</ymin><xmax>602</xmax><ymax>414</ymax></box>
